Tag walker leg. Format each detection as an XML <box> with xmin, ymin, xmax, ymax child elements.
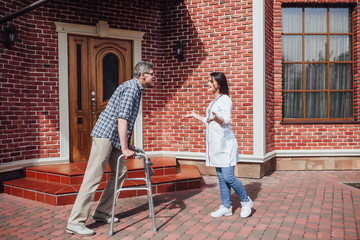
<box><xmin>144</xmin><ymin>157</ymin><xmax>157</xmax><ymax>231</ymax></box>
<box><xmin>109</xmin><ymin>154</ymin><xmax>123</xmax><ymax>236</ymax></box>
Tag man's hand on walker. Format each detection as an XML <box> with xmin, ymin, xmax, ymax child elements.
<box><xmin>123</xmin><ymin>148</ymin><xmax>135</xmax><ymax>159</ymax></box>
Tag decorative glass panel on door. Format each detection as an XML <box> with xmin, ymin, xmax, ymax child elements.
<box><xmin>77</xmin><ymin>44</ymin><xmax>82</xmax><ymax>110</ymax></box>
<box><xmin>103</xmin><ymin>53</ymin><xmax>119</xmax><ymax>101</ymax></box>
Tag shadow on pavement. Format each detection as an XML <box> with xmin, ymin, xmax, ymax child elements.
<box><xmin>90</xmin><ymin>183</ymin><xmax>208</xmax><ymax>234</ymax></box>
<box><xmin>231</xmin><ymin>181</ymin><xmax>262</xmax><ymax>215</ymax></box>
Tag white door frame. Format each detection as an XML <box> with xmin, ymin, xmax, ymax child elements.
<box><xmin>56</xmin><ymin>21</ymin><xmax>145</xmax><ymax>161</ymax></box>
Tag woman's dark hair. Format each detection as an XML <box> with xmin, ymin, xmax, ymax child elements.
<box><xmin>210</xmin><ymin>72</ymin><xmax>229</xmax><ymax>96</ymax></box>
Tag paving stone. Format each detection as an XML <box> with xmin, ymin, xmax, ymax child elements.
<box><xmin>0</xmin><ymin>171</ymin><xmax>359</xmax><ymax>239</ymax></box>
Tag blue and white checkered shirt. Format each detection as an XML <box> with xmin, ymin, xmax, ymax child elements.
<box><xmin>91</xmin><ymin>78</ymin><xmax>143</xmax><ymax>150</ymax></box>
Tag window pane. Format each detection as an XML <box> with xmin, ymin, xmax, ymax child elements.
<box><xmin>283</xmin><ymin>92</ymin><xmax>303</xmax><ymax>118</ymax></box>
<box><xmin>282</xmin><ymin>35</ymin><xmax>302</xmax><ymax>61</ymax></box>
<box><xmin>330</xmin><ymin>63</ymin><xmax>352</xmax><ymax>90</ymax></box>
<box><xmin>305</xmin><ymin>92</ymin><xmax>327</xmax><ymax>118</ymax></box>
<box><xmin>305</xmin><ymin>64</ymin><xmax>327</xmax><ymax>90</ymax></box>
<box><xmin>330</xmin><ymin>35</ymin><xmax>351</xmax><ymax>61</ymax></box>
<box><xmin>330</xmin><ymin>92</ymin><xmax>352</xmax><ymax>118</ymax></box>
<box><xmin>282</xmin><ymin>8</ymin><xmax>302</xmax><ymax>33</ymax></box>
<box><xmin>283</xmin><ymin>64</ymin><xmax>302</xmax><ymax>90</ymax></box>
<box><xmin>330</xmin><ymin>8</ymin><xmax>351</xmax><ymax>33</ymax></box>
<box><xmin>305</xmin><ymin>36</ymin><xmax>327</xmax><ymax>62</ymax></box>
<box><xmin>103</xmin><ymin>54</ymin><xmax>119</xmax><ymax>101</ymax></box>
<box><xmin>305</xmin><ymin>8</ymin><xmax>327</xmax><ymax>33</ymax></box>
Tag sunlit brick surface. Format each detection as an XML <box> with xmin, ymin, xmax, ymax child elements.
<box><xmin>1</xmin><ymin>171</ymin><xmax>359</xmax><ymax>239</ymax></box>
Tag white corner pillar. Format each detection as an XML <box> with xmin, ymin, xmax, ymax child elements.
<box><xmin>252</xmin><ymin>0</ymin><xmax>266</xmax><ymax>159</ymax></box>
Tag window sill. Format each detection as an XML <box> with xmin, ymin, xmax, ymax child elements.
<box><xmin>281</xmin><ymin>120</ymin><xmax>360</xmax><ymax>125</ymax></box>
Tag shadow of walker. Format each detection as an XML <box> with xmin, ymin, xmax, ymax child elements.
<box><xmin>94</xmin><ymin>184</ymin><xmax>206</xmax><ymax>235</ymax></box>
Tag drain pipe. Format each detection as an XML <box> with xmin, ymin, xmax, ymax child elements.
<box><xmin>0</xmin><ymin>0</ymin><xmax>52</xmax><ymax>24</ymax></box>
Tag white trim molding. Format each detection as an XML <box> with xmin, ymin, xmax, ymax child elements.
<box><xmin>275</xmin><ymin>149</ymin><xmax>360</xmax><ymax>157</ymax></box>
<box><xmin>146</xmin><ymin>151</ymin><xmax>272</xmax><ymax>163</ymax></box>
<box><xmin>2</xmin><ymin>149</ymin><xmax>360</xmax><ymax>173</ymax></box>
<box><xmin>144</xmin><ymin>149</ymin><xmax>360</xmax><ymax>164</ymax></box>
<box><xmin>55</xmin><ymin>21</ymin><xmax>145</xmax><ymax>41</ymax></box>
<box><xmin>147</xmin><ymin>151</ymin><xmax>206</xmax><ymax>160</ymax></box>
<box><xmin>0</xmin><ymin>158</ymin><xmax>68</xmax><ymax>173</ymax></box>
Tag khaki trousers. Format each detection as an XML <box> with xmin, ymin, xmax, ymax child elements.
<box><xmin>67</xmin><ymin>137</ymin><xmax>127</xmax><ymax>226</ymax></box>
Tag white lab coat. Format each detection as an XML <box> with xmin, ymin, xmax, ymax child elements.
<box><xmin>202</xmin><ymin>94</ymin><xmax>239</xmax><ymax>167</ymax></box>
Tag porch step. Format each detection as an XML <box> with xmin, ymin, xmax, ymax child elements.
<box><xmin>24</xmin><ymin>157</ymin><xmax>178</xmax><ymax>185</ymax></box>
<box><xmin>3</xmin><ymin>157</ymin><xmax>202</xmax><ymax>206</ymax></box>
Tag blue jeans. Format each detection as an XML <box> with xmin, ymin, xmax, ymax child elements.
<box><xmin>216</xmin><ymin>166</ymin><xmax>248</xmax><ymax>208</ymax></box>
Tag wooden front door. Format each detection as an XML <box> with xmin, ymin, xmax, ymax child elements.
<box><xmin>68</xmin><ymin>35</ymin><xmax>132</xmax><ymax>162</ymax></box>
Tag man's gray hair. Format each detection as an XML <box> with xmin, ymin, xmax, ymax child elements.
<box><xmin>133</xmin><ymin>61</ymin><xmax>153</xmax><ymax>78</ymax></box>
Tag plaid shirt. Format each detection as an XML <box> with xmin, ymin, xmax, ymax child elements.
<box><xmin>91</xmin><ymin>78</ymin><xmax>143</xmax><ymax>150</ymax></box>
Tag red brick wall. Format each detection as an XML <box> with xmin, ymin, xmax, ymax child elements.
<box><xmin>272</xmin><ymin>0</ymin><xmax>360</xmax><ymax>151</ymax></box>
<box><xmin>148</xmin><ymin>0</ymin><xmax>254</xmax><ymax>155</ymax></box>
<box><xmin>4</xmin><ymin>0</ymin><xmax>357</xmax><ymax>166</ymax></box>
<box><xmin>1</xmin><ymin>0</ymin><xmax>254</xmax><ymax>164</ymax></box>
<box><xmin>0</xmin><ymin>0</ymin><xmax>60</xmax><ymax>163</ymax></box>
<box><xmin>0</xmin><ymin>0</ymin><xmax>163</xmax><ymax>164</ymax></box>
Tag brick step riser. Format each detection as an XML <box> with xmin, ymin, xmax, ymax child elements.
<box><xmin>4</xmin><ymin>178</ymin><xmax>202</xmax><ymax>206</ymax></box>
<box><xmin>25</xmin><ymin>167</ymin><xmax>177</xmax><ymax>185</ymax></box>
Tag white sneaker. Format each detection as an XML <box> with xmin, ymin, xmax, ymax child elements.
<box><xmin>92</xmin><ymin>210</ymin><xmax>119</xmax><ymax>223</ymax></box>
<box><xmin>66</xmin><ymin>224</ymin><xmax>95</xmax><ymax>236</ymax></box>
<box><xmin>240</xmin><ymin>196</ymin><xmax>253</xmax><ymax>218</ymax></box>
<box><xmin>211</xmin><ymin>205</ymin><xmax>233</xmax><ymax>218</ymax></box>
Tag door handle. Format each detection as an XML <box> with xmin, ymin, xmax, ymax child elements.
<box><xmin>91</xmin><ymin>91</ymin><xmax>95</xmax><ymax>114</ymax></box>
<box><xmin>91</xmin><ymin>92</ymin><xmax>96</xmax><ymax>106</ymax></box>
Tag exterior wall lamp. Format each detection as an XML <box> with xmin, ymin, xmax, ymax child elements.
<box><xmin>3</xmin><ymin>24</ymin><xmax>18</xmax><ymax>49</ymax></box>
<box><xmin>175</xmin><ymin>40</ymin><xmax>184</xmax><ymax>61</ymax></box>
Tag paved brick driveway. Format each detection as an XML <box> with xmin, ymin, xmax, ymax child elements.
<box><xmin>1</xmin><ymin>171</ymin><xmax>359</xmax><ymax>239</ymax></box>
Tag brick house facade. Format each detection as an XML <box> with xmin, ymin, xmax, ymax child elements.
<box><xmin>1</xmin><ymin>0</ymin><xmax>359</xmax><ymax>179</ymax></box>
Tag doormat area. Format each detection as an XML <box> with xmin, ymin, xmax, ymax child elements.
<box><xmin>343</xmin><ymin>182</ymin><xmax>360</xmax><ymax>190</ymax></box>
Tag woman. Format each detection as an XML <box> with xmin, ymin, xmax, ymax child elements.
<box><xmin>186</xmin><ymin>72</ymin><xmax>253</xmax><ymax>218</ymax></box>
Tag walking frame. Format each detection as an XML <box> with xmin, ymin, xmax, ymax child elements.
<box><xmin>109</xmin><ymin>148</ymin><xmax>157</xmax><ymax>236</ymax></box>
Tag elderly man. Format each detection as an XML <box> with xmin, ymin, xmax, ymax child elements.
<box><xmin>66</xmin><ymin>61</ymin><xmax>155</xmax><ymax>236</ymax></box>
